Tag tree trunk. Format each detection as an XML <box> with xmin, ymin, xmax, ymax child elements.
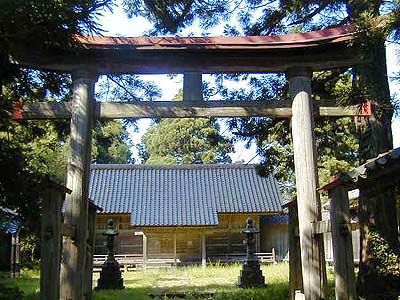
<box><xmin>347</xmin><ymin>2</ymin><xmax>400</xmax><ymax>298</ymax></box>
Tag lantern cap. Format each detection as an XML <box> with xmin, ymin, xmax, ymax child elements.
<box><xmin>103</xmin><ymin>218</ymin><xmax>119</xmax><ymax>236</ymax></box>
<box><xmin>242</xmin><ymin>217</ymin><xmax>260</xmax><ymax>234</ymax></box>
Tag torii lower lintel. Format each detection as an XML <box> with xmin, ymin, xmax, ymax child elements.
<box><xmin>12</xmin><ymin>100</ymin><xmax>372</xmax><ymax>120</ymax></box>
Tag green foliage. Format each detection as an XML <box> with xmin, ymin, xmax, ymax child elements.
<box><xmin>356</xmin><ymin>228</ymin><xmax>400</xmax><ymax>299</ymax></box>
<box><xmin>92</xmin><ymin>120</ymin><xmax>133</xmax><ymax>164</ymax></box>
<box><xmin>139</xmin><ymin>118</ymin><xmax>233</xmax><ymax>165</ymax></box>
<box><xmin>225</xmin><ymin>72</ymin><xmax>359</xmax><ymax>196</ymax></box>
<box><xmin>123</xmin><ymin>0</ymin><xmax>400</xmax><ymax>37</ymax></box>
<box><xmin>0</xmin><ymin>0</ymin><xmax>129</xmax><ymax>269</ymax></box>
<box><xmin>0</xmin><ymin>269</ymin><xmax>39</xmax><ymax>300</ymax></box>
<box><xmin>122</xmin><ymin>0</ymin><xmax>232</xmax><ymax>34</ymax></box>
<box><xmin>96</xmin><ymin>75</ymin><xmax>162</xmax><ymax>103</ymax></box>
<box><xmin>0</xmin><ymin>283</ymin><xmax>23</xmax><ymax>300</ymax></box>
<box><xmin>0</xmin><ymin>0</ymin><xmax>112</xmax><ymax>58</ymax></box>
<box><xmin>368</xmin><ymin>229</ymin><xmax>400</xmax><ymax>277</ymax></box>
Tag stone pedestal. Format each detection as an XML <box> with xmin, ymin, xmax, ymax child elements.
<box><xmin>238</xmin><ymin>260</ymin><xmax>265</xmax><ymax>287</ymax></box>
<box><xmin>96</xmin><ymin>259</ymin><xmax>124</xmax><ymax>290</ymax></box>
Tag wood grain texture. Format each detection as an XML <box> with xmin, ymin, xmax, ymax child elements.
<box><xmin>40</xmin><ymin>187</ymin><xmax>63</xmax><ymax>300</ymax></box>
<box><xmin>60</xmin><ymin>72</ymin><xmax>96</xmax><ymax>300</ymax></box>
<box><xmin>84</xmin><ymin>204</ymin><xmax>98</xmax><ymax>299</ymax></box>
<box><xmin>289</xmin><ymin>69</ymin><xmax>327</xmax><ymax>300</ymax></box>
<box><xmin>61</xmin><ymin>223</ymin><xmax>76</xmax><ymax>238</ymax></box>
<box><xmin>329</xmin><ymin>186</ymin><xmax>357</xmax><ymax>300</ymax></box>
<box><xmin>10</xmin><ymin>26</ymin><xmax>361</xmax><ymax>74</ymax></box>
<box><xmin>14</xmin><ymin>100</ymin><xmax>364</xmax><ymax>120</ymax></box>
<box><xmin>183</xmin><ymin>73</ymin><xmax>203</xmax><ymax>101</ymax></box>
<box><xmin>288</xmin><ymin>201</ymin><xmax>303</xmax><ymax>300</ymax></box>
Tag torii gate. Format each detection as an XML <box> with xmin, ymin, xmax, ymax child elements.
<box><xmin>10</xmin><ymin>25</ymin><xmax>371</xmax><ymax>300</ymax></box>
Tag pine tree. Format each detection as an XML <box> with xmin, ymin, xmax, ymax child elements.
<box><xmin>139</xmin><ymin>117</ymin><xmax>233</xmax><ymax>165</ymax></box>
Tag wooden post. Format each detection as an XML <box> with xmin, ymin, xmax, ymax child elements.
<box><xmin>288</xmin><ymin>68</ymin><xmax>327</xmax><ymax>300</ymax></box>
<box><xmin>84</xmin><ymin>202</ymin><xmax>99</xmax><ymax>300</ymax></box>
<box><xmin>10</xmin><ymin>234</ymin><xmax>15</xmax><ymax>278</ymax></box>
<box><xmin>288</xmin><ymin>200</ymin><xmax>303</xmax><ymax>300</ymax></box>
<box><xmin>10</xmin><ymin>233</ymin><xmax>20</xmax><ymax>278</ymax></box>
<box><xmin>201</xmin><ymin>234</ymin><xmax>206</xmax><ymax>269</ymax></box>
<box><xmin>173</xmin><ymin>232</ymin><xmax>177</xmax><ymax>266</ymax></box>
<box><xmin>183</xmin><ymin>72</ymin><xmax>203</xmax><ymax>101</ymax></box>
<box><xmin>272</xmin><ymin>248</ymin><xmax>276</xmax><ymax>261</ymax></box>
<box><xmin>40</xmin><ymin>185</ymin><xmax>63</xmax><ymax>300</ymax></box>
<box><xmin>329</xmin><ymin>185</ymin><xmax>357</xmax><ymax>300</ymax></box>
<box><xmin>143</xmin><ymin>233</ymin><xmax>147</xmax><ymax>271</ymax></box>
<box><xmin>60</xmin><ymin>70</ymin><xmax>97</xmax><ymax>300</ymax></box>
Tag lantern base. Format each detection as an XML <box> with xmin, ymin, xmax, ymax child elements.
<box><xmin>96</xmin><ymin>259</ymin><xmax>124</xmax><ymax>290</ymax></box>
<box><xmin>237</xmin><ymin>260</ymin><xmax>265</xmax><ymax>288</ymax></box>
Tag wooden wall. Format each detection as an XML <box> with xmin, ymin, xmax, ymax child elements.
<box><xmin>146</xmin><ymin>231</ymin><xmax>201</xmax><ymax>261</ymax></box>
<box><xmin>94</xmin><ymin>213</ymin><xmax>286</xmax><ymax>262</ymax></box>
<box><xmin>260</xmin><ymin>223</ymin><xmax>289</xmax><ymax>260</ymax></box>
<box><xmin>324</xmin><ymin>230</ymin><xmax>360</xmax><ymax>263</ymax></box>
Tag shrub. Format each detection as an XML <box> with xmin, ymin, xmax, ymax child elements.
<box><xmin>0</xmin><ymin>282</ymin><xmax>23</xmax><ymax>300</ymax></box>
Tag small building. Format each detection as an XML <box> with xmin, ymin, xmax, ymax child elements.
<box><xmin>0</xmin><ymin>206</ymin><xmax>21</xmax><ymax>274</ymax></box>
<box><xmin>89</xmin><ymin>164</ymin><xmax>287</xmax><ymax>264</ymax></box>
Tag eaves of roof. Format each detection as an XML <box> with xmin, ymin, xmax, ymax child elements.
<box><xmin>320</xmin><ymin>147</ymin><xmax>400</xmax><ymax>191</ymax></box>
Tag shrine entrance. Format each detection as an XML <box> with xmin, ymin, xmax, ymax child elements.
<box><xmin>10</xmin><ymin>25</ymin><xmax>377</xmax><ymax>300</ymax></box>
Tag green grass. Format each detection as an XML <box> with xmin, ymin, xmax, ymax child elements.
<box><xmin>93</xmin><ymin>263</ymin><xmax>290</xmax><ymax>300</ymax></box>
<box><xmin>1</xmin><ymin>269</ymin><xmax>40</xmax><ymax>300</ymax></box>
<box><xmin>2</xmin><ymin>263</ymin><xmax>291</xmax><ymax>300</ymax></box>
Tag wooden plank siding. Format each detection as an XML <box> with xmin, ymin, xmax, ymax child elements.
<box><xmin>94</xmin><ymin>213</ymin><xmax>286</xmax><ymax>263</ymax></box>
<box><xmin>260</xmin><ymin>224</ymin><xmax>289</xmax><ymax>261</ymax></box>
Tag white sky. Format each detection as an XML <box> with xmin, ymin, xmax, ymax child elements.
<box><xmin>97</xmin><ymin>3</ymin><xmax>400</xmax><ymax>163</ymax></box>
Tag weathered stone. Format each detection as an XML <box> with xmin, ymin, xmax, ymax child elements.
<box><xmin>238</xmin><ymin>217</ymin><xmax>265</xmax><ymax>288</ymax></box>
<box><xmin>96</xmin><ymin>219</ymin><xmax>124</xmax><ymax>290</ymax></box>
<box><xmin>96</xmin><ymin>259</ymin><xmax>124</xmax><ymax>290</ymax></box>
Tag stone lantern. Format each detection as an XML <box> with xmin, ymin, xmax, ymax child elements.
<box><xmin>237</xmin><ymin>217</ymin><xmax>265</xmax><ymax>288</ymax></box>
<box><xmin>96</xmin><ymin>218</ymin><xmax>124</xmax><ymax>290</ymax></box>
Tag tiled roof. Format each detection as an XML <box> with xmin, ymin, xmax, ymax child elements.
<box><xmin>0</xmin><ymin>206</ymin><xmax>20</xmax><ymax>234</ymax></box>
<box><xmin>89</xmin><ymin>164</ymin><xmax>283</xmax><ymax>226</ymax></box>
<box><xmin>260</xmin><ymin>214</ymin><xmax>289</xmax><ymax>225</ymax></box>
<box><xmin>320</xmin><ymin>147</ymin><xmax>400</xmax><ymax>191</ymax></box>
<box><xmin>347</xmin><ymin>147</ymin><xmax>400</xmax><ymax>184</ymax></box>
<box><xmin>0</xmin><ymin>221</ymin><xmax>19</xmax><ymax>234</ymax></box>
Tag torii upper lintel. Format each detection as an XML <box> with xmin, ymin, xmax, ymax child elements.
<box><xmin>9</xmin><ymin>25</ymin><xmax>362</xmax><ymax>75</ymax></box>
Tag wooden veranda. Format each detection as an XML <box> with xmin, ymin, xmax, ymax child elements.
<box><xmin>9</xmin><ymin>24</ymin><xmax>381</xmax><ymax>300</ymax></box>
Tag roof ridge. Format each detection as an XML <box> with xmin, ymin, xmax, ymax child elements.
<box><xmin>91</xmin><ymin>163</ymin><xmax>258</xmax><ymax>170</ymax></box>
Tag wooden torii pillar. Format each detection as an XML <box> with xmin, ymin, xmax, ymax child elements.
<box><xmin>283</xmin><ymin>198</ymin><xmax>303</xmax><ymax>300</ymax></box>
<box><xmin>60</xmin><ymin>71</ymin><xmax>97</xmax><ymax>300</ymax></box>
<box><xmin>40</xmin><ymin>180</ymin><xmax>71</xmax><ymax>300</ymax></box>
<box><xmin>183</xmin><ymin>72</ymin><xmax>203</xmax><ymax>101</ymax></box>
<box><xmin>288</xmin><ymin>68</ymin><xmax>327</xmax><ymax>300</ymax></box>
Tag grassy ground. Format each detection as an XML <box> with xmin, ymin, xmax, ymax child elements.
<box><xmin>1</xmin><ymin>263</ymin><xmax>291</xmax><ymax>300</ymax></box>
<box><xmin>94</xmin><ymin>263</ymin><xmax>289</xmax><ymax>300</ymax></box>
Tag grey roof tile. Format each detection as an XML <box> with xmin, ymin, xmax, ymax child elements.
<box><xmin>347</xmin><ymin>147</ymin><xmax>400</xmax><ymax>184</ymax></box>
<box><xmin>89</xmin><ymin>164</ymin><xmax>284</xmax><ymax>226</ymax></box>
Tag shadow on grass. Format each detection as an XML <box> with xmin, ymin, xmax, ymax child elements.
<box><xmin>0</xmin><ymin>271</ymin><xmax>40</xmax><ymax>300</ymax></box>
<box><xmin>3</xmin><ymin>263</ymin><xmax>292</xmax><ymax>300</ymax></box>
<box><xmin>93</xmin><ymin>281</ymin><xmax>289</xmax><ymax>300</ymax></box>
